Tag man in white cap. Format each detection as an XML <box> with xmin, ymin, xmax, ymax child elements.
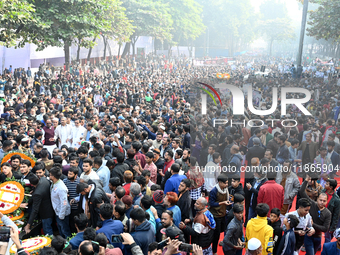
<box><xmin>246</xmin><ymin>238</ymin><xmax>262</xmax><ymax>255</ymax></box>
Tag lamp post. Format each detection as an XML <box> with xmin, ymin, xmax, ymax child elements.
<box><xmin>297</xmin><ymin>0</ymin><xmax>309</xmax><ymax>66</ymax></box>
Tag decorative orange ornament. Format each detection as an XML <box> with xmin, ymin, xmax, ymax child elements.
<box><xmin>223</xmin><ymin>73</ymin><xmax>230</xmax><ymax>79</ymax></box>
<box><xmin>0</xmin><ymin>211</ymin><xmax>24</xmax><ymax>224</ymax></box>
<box><xmin>0</xmin><ymin>181</ymin><xmax>25</xmax><ymax>214</ymax></box>
<box><xmin>216</xmin><ymin>73</ymin><xmax>223</xmax><ymax>79</ymax></box>
<box><xmin>1</xmin><ymin>152</ymin><xmax>35</xmax><ymax>172</ymax></box>
<box><xmin>10</xmin><ymin>236</ymin><xmax>52</xmax><ymax>254</ymax></box>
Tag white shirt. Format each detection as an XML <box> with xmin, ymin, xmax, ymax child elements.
<box><xmin>80</xmin><ymin>170</ymin><xmax>99</xmax><ymax>183</ymax></box>
<box><xmin>71</xmin><ymin>125</ymin><xmax>86</xmax><ymax>148</ymax></box>
<box><xmin>55</xmin><ymin>124</ymin><xmax>72</xmax><ymax>147</ymax></box>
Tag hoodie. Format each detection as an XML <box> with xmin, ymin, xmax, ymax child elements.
<box><xmin>209</xmin><ymin>184</ymin><xmax>229</xmax><ymax>218</ymax></box>
<box><xmin>129</xmin><ymin>221</ymin><xmax>155</xmax><ymax>255</ymax></box>
<box><xmin>228</xmin><ymin>153</ymin><xmax>243</xmax><ymax>174</ymax></box>
<box><xmin>246</xmin><ymin>216</ymin><xmax>273</xmax><ymax>255</ymax></box>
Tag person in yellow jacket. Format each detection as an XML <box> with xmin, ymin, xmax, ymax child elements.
<box><xmin>246</xmin><ymin>203</ymin><xmax>274</xmax><ymax>255</ymax></box>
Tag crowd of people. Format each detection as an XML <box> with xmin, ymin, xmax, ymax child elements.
<box><xmin>1</xmin><ymin>54</ymin><xmax>340</xmax><ymax>255</ymax></box>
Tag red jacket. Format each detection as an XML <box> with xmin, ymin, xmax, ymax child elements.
<box><xmin>257</xmin><ymin>180</ymin><xmax>284</xmax><ymax>216</ymax></box>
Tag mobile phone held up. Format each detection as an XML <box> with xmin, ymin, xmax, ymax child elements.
<box><xmin>157</xmin><ymin>239</ymin><xmax>193</xmax><ymax>253</ymax></box>
<box><xmin>111</xmin><ymin>234</ymin><xmax>124</xmax><ymax>243</ymax></box>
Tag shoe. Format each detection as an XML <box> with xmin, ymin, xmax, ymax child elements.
<box><xmin>219</xmin><ymin>241</ymin><xmax>223</xmax><ymax>246</ymax></box>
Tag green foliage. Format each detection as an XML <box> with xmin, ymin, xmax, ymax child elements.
<box><xmin>259</xmin><ymin>0</ymin><xmax>289</xmax><ymax>21</ymax></box>
<box><xmin>168</xmin><ymin>0</ymin><xmax>205</xmax><ymax>45</ymax></box>
<box><xmin>307</xmin><ymin>0</ymin><xmax>340</xmax><ymax>42</ymax></box>
<box><xmin>196</xmin><ymin>0</ymin><xmax>259</xmax><ymax>53</ymax></box>
<box><xmin>260</xmin><ymin>18</ymin><xmax>296</xmax><ymax>42</ymax></box>
<box><xmin>0</xmin><ymin>0</ymin><xmax>47</xmax><ymax>47</ymax></box>
<box><xmin>122</xmin><ymin>0</ymin><xmax>173</xmax><ymax>42</ymax></box>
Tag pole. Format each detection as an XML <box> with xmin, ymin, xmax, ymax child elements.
<box><xmin>297</xmin><ymin>0</ymin><xmax>309</xmax><ymax>66</ymax></box>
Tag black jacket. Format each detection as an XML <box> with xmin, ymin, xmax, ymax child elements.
<box><xmin>111</xmin><ymin>163</ymin><xmax>129</xmax><ymax>183</ymax></box>
<box><xmin>199</xmin><ymin>147</ymin><xmax>209</xmax><ymax>167</ymax></box>
<box><xmin>249</xmin><ymin>178</ymin><xmax>268</xmax><ymax>210</ymax></box>
<box><xmin>268</xmin><ymin>219</ymin><xmax>283</xmax><ymax>255</ymax></box>
<box><xmin>223</xmin><ymin>217</ymin><xmax>243</xmax><ymax>253</ymax></box>
<box><xmin>27</xmin><ymin>177</ymin><xmax>54</xmax><ymax>225</ymax></box>
<box><xmin>246</xmin><ymin>145</ymin><xmax>265</xmax><ymax>165</ymax></box>
<box><xmin>77</xmin><ymin>179</ymin><xmax>110</xmax><ymax>227</ymax></box>
<box><xmin>177</xmin><ymin>190</ymin><xmax>191</xmax><ymax>222</ymax></box>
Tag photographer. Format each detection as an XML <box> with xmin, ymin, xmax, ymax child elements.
<box><xmin>0</xmin><ymin>212</ymin><xmax>24</xmax><ymax>255</ymax></box>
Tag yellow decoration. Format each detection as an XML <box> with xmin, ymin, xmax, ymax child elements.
<box><xmin>10</xmin><ymin>236</ymin><xmax>51</xmax><ymax>254</ymax></box>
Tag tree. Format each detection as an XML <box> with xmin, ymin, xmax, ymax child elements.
<box><xmin>27</xmin><ymin>0</ymin><xmax>119</xmax><ymax>68</ymax></box>
<box><xmin>307</xmin><ymin>0</ymin><xmax>340</xmax><ymax>42</ymax></box>
<box><xmin>260</xmin><ymin>18</ymin><xmax>295</xmax><ymax>56</ymax></box>
<box><xmin>0</xmin><ymin>0</ymin><xmax>46</xmax><ymax>47</ymax></box>
<box><xmin>121</xmin><ymin>0</ymin><xmax>173</xmax><ymax>57</ymax></box>
<box><xmin>167</xmin><ymin>0</ymin><xmax>205</xmax><ymax>56</ymax></box>
<box><xmin>88</xmin><ymin>0</ymin><xmax>134</xmax><ymax>61</ymax></box>
<box><xmin>195</xmin><ymin>0</ymin><xmax>259</xmax><ymax>56</ymax></box>
<box><xmin>259</xmin><ymin>0</ymin><xmax>289</xmax><ymax>21</ymax></box>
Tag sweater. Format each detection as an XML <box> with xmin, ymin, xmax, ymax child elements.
<box><xmin>209</xmin><ymin>184</ymin><xmax>229</xmax><ymax>218</ymax></box>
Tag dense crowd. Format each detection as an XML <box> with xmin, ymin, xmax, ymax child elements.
<box><xmin>0</xmin><ymin>54</ymin><xmax>340</xmax><ymax>255</ymax></box>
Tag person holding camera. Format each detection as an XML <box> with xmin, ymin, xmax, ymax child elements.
<box><xmin>0</xmin><ymin>212</ymin><xmax>25</xmax><ymax>255</ymax></box>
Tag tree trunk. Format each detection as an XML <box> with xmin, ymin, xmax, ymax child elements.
<box><xmin>118</xmin><ymin>43</ymin><xmax>122</xmax><ymax>59</ymax></box>
<box><xmin>108</xmin><ymin>41</ymin><xmax>112</xmax><ymax>58</ymax></box>
<box><xmin>132</xmin><ymin>41</ymin><xmax>136</xmax><ymax>57</ymax></box>
<box><xmin>64</xmin><ymin>41</ymin><xmax>70</xmax><ymax>70</ymax></box>
<box><xmin>269</xmin><ymin>39</ymin><xmax>274</xmax><ymax>56</ymax></box>
<box><xmin>122</xmin><ymin>42</ymin><xmax>130</xmax><ymax>59</ymax></box>
<box><xmin>103</xmin><ymin>36</ymin><xmax>107</xmax><ymax>60</ymax></box>
<box><xmin>76</xmin><ymin>38</ymin><xmax>81</xmax><ymax>62</ymax></box>
<box><xmin>309</xmin><ymin>42</ymin><xmax>314</xmax><ymax>59</ymax></box>
<box><xmin>87</xmin><ymin>37</ymin><xmax>97</xmax><ymax>62</ymax></box>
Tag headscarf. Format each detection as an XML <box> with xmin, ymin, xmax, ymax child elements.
<box><xmin>334</xmin><ymin>228</ymin><xmax>340</xmax><ymax>238</ymax></box>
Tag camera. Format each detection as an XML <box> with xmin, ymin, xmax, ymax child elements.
<box><xmin>156</xmin><ymin>239</ymin><xmax>193</xmax><ymax>253</ymax></box>
<box><xmin>0</xmin><ymin>226</ymin><xmax>10</xmax><ymax>242</ymax></box>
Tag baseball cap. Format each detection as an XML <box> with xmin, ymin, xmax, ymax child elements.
<box><xmin>248</xmin><ymin>238</ymin><xmax>261</xmax><ymax>251</ymax></box>
<box><xmin>160</xmin><ymin>226</ymin><xmax>182</xmax><ymax>239</ymax></box>
<box><xmin>153</xmin><ymin>190</ymin><xmax>164</xmax><ymax>203</ymax></box>
<box><xmin>153</xmin><ymin>148</ymin><xmax>160</xmax><ymax>155</ymax></box>
<box><xmin>260</xmin><ymin>125</ymin><xmax>268</xmax><ymax>130</ymax></box>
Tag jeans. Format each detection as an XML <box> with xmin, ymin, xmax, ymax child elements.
<box><xmin>212</xmin><ymin>217</ymin><xmax>226</xmax><ymax>253</ymax></box>
<box><xmin>248</xmin><ymin>207</ymin><xmax>257</xmax><ymax>221</ymax></box>
<box><xmin>56</xmin><ymin>215</ymin><xmax>71</xmax><ymax>239</ymax></box>
<box><xmin>42</xmin><ymin>218</ymin><xmax>54</xmax><ymax>236</ymax></box>
<box><xmin>304</xmin><ymin>235</ymin><xmax>321</xmax><ymax>255</ymax></box>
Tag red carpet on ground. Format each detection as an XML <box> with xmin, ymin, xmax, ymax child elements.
<box><xmin>215</xmin><ymin>169</ymin><xmax>339</xmax><ymax>255</ymax></box>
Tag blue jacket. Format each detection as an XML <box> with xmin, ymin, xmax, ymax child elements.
<box><xmin>141</xmin><ymin>125</ymin><xmax>156</xmax><ymax>140</ymax></box>
<box><xmin>164</xmin><ymin>174</ymin><xmax>187</xmax><ymax>194</ymax></box>
<box><xmin>321</xmin><ymin>241</ymin><xmax>340</xmax><ymax>255</ymax></box>
<box><xmin>70</xmin><ymin>232</ymin><xmax>84</xmax><ymax>250</ymax></box>
<box><xmin>183</xmin><ymin>133</ymin><xmax>191</xmax><ymax>149</ymax></box>
<box><xmin>330</xmin><ymin>151</ymin><xmax>340</xmax><ymax>171</ymax></box>
<box><xmin>276</xmin><ymin>229</ymin><xmax>295</xmax><ymax>255</ymax></box>
<box><xmin>168</xmin><ymin>205</ymin><xmax>182</xmax><ymax>228</ymax></box>
<box><xmin>276</xmin><ymin>144</ymin><xmax>290</xmax><ymax>164</ymax></box>
<box><xmin>129</xmin><ymin>221</ymin><xmax>155</xmax><ymax>255</ymax></box>
<box><xmin>97</xmin><ymin>219</ymin><xmax>124</xmax><ymax>249</ymax></box>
